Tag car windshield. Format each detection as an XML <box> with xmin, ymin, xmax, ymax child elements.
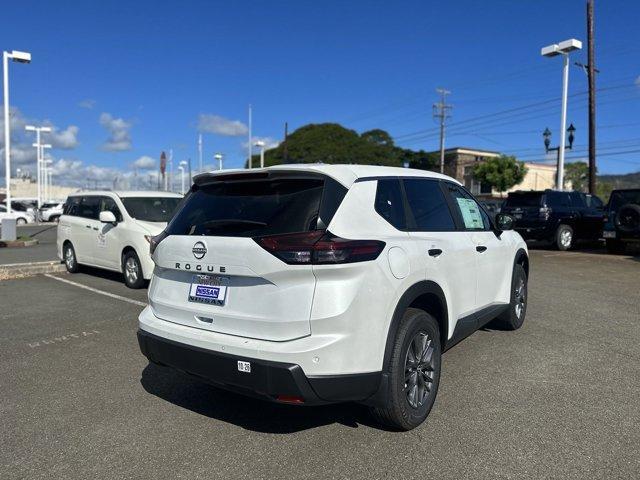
<box><xmin>609</xmin><ymin>190</ymin><xmax>640</xmax><ymax>211</ymax></box>
<box><xmin>504</xmin><ymin>192</ymin><xmax>543</xmax><ymax>208</ymax></box>
<box><xmin>121</xmin><ymin>197</ymin><xmax>182</xmax><ymax>222</ymax></box>
<box><xmin>165</xmin><ymin>178</ymin><xmax>326</xmax><ymax>237</ymax></box>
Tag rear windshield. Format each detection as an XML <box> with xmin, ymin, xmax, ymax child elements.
<box><xmin>121</xmin><ymin>197</ymin><xmax>182</xmax><ymax>222</ymax></box>
<box><xmin>609</xmin><ymin>190</ymin><xmax>640</xmax><ymax>211</ymax></box>
<box><xmin>504</xmin><ymin>192</ymin><xmax>543</xmax><ymax>208</ymax></box>
<box><xmin>165</xmin><ymin>176</ymin><xmax>346</xmax><ymax>237</ymax></box>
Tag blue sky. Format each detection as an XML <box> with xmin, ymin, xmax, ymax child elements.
<box><xmin>1</xmin><ymin>0</ymin><xmax>639</xmax><ymax>189</ymax></box>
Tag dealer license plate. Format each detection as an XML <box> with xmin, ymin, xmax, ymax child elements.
<box><xmin>188</xmin><ymin>274</ymin><xmax>229</xmax><ymax>305</ymax></box>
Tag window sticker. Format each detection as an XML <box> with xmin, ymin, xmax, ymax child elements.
<box><xmin>456</xmin><ymin>198</ymin><xmax>484</xmax><ymax>229</ymax></box>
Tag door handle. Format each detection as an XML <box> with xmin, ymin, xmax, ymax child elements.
<box><xmin>476</xmin><ymin>246</ymin><xmax>487</xmax><ymax>253</ymax></box>
<box><xmin>428</xmin><ymin>248</ymin><xmax>443</xmax><ymax>257</ymax></box>
<box><xmin>92</xmin><ymin>227</ymin><xmax>98</xmax><ymax>231</ymax></box>
<box><xmin>85</xmin><ymin>225</ymin><xmax>91</xmax><ymax>229</ymax></box>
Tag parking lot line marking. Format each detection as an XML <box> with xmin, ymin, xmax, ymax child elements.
<box><xmin>44</xmin><ymin>274</ymin><xmax>147</xmax><ymax>307</ymax></box>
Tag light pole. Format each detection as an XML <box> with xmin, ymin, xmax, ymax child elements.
<box><xmin>44</xmin><ymin>158</ymin><xmax>52</xmax><ymax>202</ymax></box>
<box><xmin>178</xmin><ymin>160</ymin><xmax>187</xmax><ymax>194</ymax></box>
<box><xmin>25</xmin><ymin>125</ymin><xmax>51</xmax><ymax>209</ymax></box>
<box><xmin>214</xmin><ymin>153</ymin><xmax>223</xmax><ymax>170</ymax></box>
<box><xmin>3</xmin><ymin>50</ymin><xmax>31</xmax><ymax>213</ymax></box>
<box><xmin>254</xmin><ymin>140</ymin><xmax>266</xmax><ymax>168</ymax></box>
<box><xmin>541</xmin><ymin>39</ymin><xmax>582</xmax><ymax>190</ymax></box>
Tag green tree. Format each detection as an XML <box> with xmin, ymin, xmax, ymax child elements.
<box><xmin>563</xmin><ymin>161</ymin><xmax>591</xmax><ymax>192</ymax></box>
<box><xmin>251</xmin><ymin>123</ymin><xmax>404</xmax><ymax>167</ymax></box>
<box><xmin>473</xmin><ymin>155</ymin><xmax>527</xmax><ymax>196</ymax></box>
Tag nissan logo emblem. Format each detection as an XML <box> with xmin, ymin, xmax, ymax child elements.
<box><xmin>192</xmin><ymin>241</ymin><xmax>207</xmax><ymax>259</ymax></box>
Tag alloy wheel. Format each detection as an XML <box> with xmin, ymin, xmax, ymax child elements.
<box><xmin>560</xmin><ymin>229</ymin><xmax>572</xmax><ymax>248</ymax></box>
<box><xmin>65</xmin><ymin>247</ymin><xmax>75</xmax><ymax>269</ymax></box>
<box><xmin>514</xmin><ymin>277</ymin><xmax>526</xmax><ymax>319</ymax></box>
<box><xmin>404</xmin><ymin>332</ymin><xmax>435</xmax><ymax>409</ymax></box>
<box><xmin>125</xmin><ymin>257</ymin><xmax>139</xmax><ymax>284</ymax></box>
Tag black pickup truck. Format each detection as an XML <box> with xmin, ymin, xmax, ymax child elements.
<box><xmin>501</xmin><ymin>190</ymin><xmax>604</xmax><ymax>250</ymax></box>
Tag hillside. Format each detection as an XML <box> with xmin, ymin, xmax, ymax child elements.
<box><xmin>598</xmin><ymin>171</ymin><xmax>640</xmax><ymax>189</ymax></box>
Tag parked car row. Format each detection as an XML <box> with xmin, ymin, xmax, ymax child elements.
<box><xmin>482</xmin><ymin>188</ymin><xmax>640</xmax><ymax>253</ymax></box>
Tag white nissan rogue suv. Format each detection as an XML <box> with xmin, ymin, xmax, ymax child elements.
<box><xmin>138</xmin><ymin>164</ymin><xmax>529</xmax><ymax>430</ymax></box>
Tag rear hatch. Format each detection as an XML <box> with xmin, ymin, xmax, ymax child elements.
<box><xmin>149</xmin><ymin>170</ymin><xmax>348</xmax><ymax>342</ymax></box>
<box><xmin>502</xmin><ymin>191</ymin><xmax>545</xmax><ymax>228</ymax></box>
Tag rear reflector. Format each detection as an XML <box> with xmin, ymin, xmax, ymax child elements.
<box><xmin>255</xmin><ymin>231</ymin><xmax>385</xmax><ymax>265</ymax></box>
<box><xmin>275</xmin><ymin>395</ymin><xmax>305</xmax><ymax>404</ymax></box>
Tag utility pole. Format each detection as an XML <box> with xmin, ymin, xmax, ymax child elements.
<box><xmin>587</xmin><ymin>0</ymin><xmax>597</xmax><ymax>194</ymax></box>
<box><xmin>433</xmin><ymin>88</ymin><xmax>452</xmax><ymax>174</ymax></box>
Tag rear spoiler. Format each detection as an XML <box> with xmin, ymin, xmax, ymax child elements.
<box><xmin>193</xmin><ymin>169</ymin><xmax>327</xmax><ymax>187</ymax></box>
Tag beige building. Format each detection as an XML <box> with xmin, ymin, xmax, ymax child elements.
<box><xmin>0</xmin><ymin>177</ymin><xmax>79</xmax><ymax>203</ymax></box>
<box><xmin>434</xmin><ymin>147</ymin><xmax>557</xmax><ymax>198</ymax></box>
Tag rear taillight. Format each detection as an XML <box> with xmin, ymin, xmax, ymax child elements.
<box><xmin>255</xmin><ymin>231</ymin><xmax>385</xmax><ymax>265</ymax></box>
<box><xmin>149</xmin><ymin>230</ymin><xmax>168</xmax><ymax>256</ymax></box>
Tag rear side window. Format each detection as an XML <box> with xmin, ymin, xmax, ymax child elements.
<box><xmin>404</xmin><ymin>179</ymin><xmax>456</xmax><ymax>231</ymax></box>
<box><xmin>546</xmin><ymin>191</ymin><xmax>570</xmax><ymax>208</ymax></box>
<box><xmin>63</xmin><ymin>197</ymin><xmax>81</xmax><ymax>216</ymax></box>
<box><xmin>166</xmin><ymin>176</ymin><xmax>345</xmax><ymax>237</ymax></box>
<box><xmin>569</xmin><ymin>192</ymin><xmax>586</xmax><ymax>208</ymax></box>
<box><xmin>375</xmin><ymin>179</ymin><xmax>406</xmax><ymax>230</ymax></box>
<box><xmin>505</xmin><ymin>192</ymin><xmax>543</xmax><ymax>208</ymax></box>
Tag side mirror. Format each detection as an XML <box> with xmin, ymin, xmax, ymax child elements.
<box><xmin>99</xmin><ymin>210</ymin><xmax>117</xmax><ymax>225</ymax></box>
<box><xmin>495</xmin><ymin>213</ymin><xmax>514</xmax><ymax>231</ymax></box>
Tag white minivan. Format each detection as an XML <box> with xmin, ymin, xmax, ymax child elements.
<box><xmin>57</xmin><ymin>191</ymin><xmax>183</xmax><ymax>288</ymax></box>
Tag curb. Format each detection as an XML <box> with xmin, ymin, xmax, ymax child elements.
<box><xmin>0</xmin><ymin>239</ymin><xmax>39</xmax><ymax>248</ymax></box>
<box><xmin>0</xmin><ymin>260</ymin><xmax>66</xmax><ymax>280</ymax></box>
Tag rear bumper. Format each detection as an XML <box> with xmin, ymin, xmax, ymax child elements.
<box><xmin>137</xmin><ymin>329</ymin><xmax>383</xmax><ymax>405</ymax></box>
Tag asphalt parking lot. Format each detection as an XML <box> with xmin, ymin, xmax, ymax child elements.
<box><xmin>1</xmin><ymin>249</ymin><xmax>639</xmax><ymax>479</ymax></box>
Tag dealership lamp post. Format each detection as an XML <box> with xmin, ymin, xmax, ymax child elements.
<box><xmin>43</xmin><ymin>158</ymin><xmax>52</xmax><ymax>201</ymax></box>
<box><xmin>3</xmin><ymin>50</ymin><xmax>31</xmax><ymax>213</ymax></box>
<box><xmin>214</xmin><ymin>153</ymin><xmax>223</xmax><ymax>171</ymax></box>
<box><xmin>25</xmin><ymin>125</ymin><xmax>51</xmax><ymax>209</ymax></box>
<box><xmin>541</xmin><ymin>39</ymin><xmax>582</xmax><ymax>191</ymax></box>
<box><xmin>254</xmin><ymin>140</ymin><xmax>266</xmax><ymax>168</ymax></box>
<box><xmin>543</xmin><ymin>124</ymin><xmax>576</xmax><ymax>190</ymax></box>
<box><xmin>178</xmin><ymin>160</ymin><xmax>187</xmax><ymax>195</ymax></box>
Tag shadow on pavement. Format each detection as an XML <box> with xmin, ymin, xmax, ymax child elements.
<box><xmin>140</xmin><ymin>363</ymin><xmax>384</xmax><ymax>433</ymax></box>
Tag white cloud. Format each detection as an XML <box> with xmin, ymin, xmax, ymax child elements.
<box><xmin>78</xmin><ymin>99</ymin><xmax>96</xmax><ymax>109</ymax></box>
<box><xmin>132</xmin><ymin>155</ymin><xmax>155</xmax><ymax>169</ymax></box>
<box><xmin>197</xmin><ymin>114</ymin><xmax>248</xmax><ymax>136</ymax></box>
<box><xmin>99</xmin><ymin>112</ymin><xmax>132</xmax><ymax>151</ymax></box>
<box><xmin>49</xmin><ymin>125</ymin><xmax>79</xmax><ymax>149</ymax></box>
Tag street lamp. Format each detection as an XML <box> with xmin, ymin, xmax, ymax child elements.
<box><xmin>541</xmin><ymin>38</ymin><xmax>582</xmax><ymax>190</ymax></box>
<box><xmin>44</xmin><ymin>158</ymin><xmax>52</xmax><ymax>202</ymax></box>
<box><xmin>254</xmin><ymin>140</ymin><xmax>266</xmax><ymax>168</ymax></box>
<box><xmin>543</xmin><ymin>124</ymin><xmax>576</xmax><ymax>189</ymax></box>
<box><xmin>3</xmin><ymin>50</ymin><xmax>32</xmax><ymax>213</ymax></box>
<box><xmin>214</xmin><ymin>153</ymin><xmax>223</xmax><ymax>171</ymax></box>
<box><xmin>178</xmin><ymin>160</ymin><xmax>187</xmax><ymax>194</ymax></box>
<box><xmin>25</xmin><ymin>125</ymin><xmax>52</xmax><ymax>209</ymax></box>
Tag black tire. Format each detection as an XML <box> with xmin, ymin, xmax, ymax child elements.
<box><xmin>122</xmin><ymin>250</ymin><xmax>145</xmax><ymax>289</ymax></box>
<box><xmin>50</xmin><ymin>215</ymin><xmax>60</xmax><ymax>223</ymax></box>
<box><xmin>16</xmin><ymin>217</ymin><xmax>27</xmax><ymax>225</ymax></box>
<box><xmin>370</xmin><ymin>308</ymin><xmax>441</xmax><ymax>431</ymax></box>
<box><xmin>606</xmin><ymin>239</ymin><xmax>626</xmax><ymax>254</ymax></box>
<box><xmin>495</xmin><ymin>264</ymin><xmax>528</xmax><ymax>330</ymax></box>
<box><xmin>63</xmin><ymin>243</ymin><xmax>79</xmax><ymax>273</ymax></box>
<box><xmin>555</xmin><ymin>224</ymin><xmax>574</xmax><ymax>251</ymax></box>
